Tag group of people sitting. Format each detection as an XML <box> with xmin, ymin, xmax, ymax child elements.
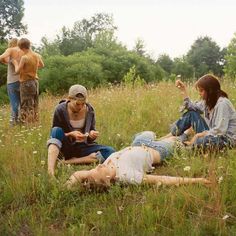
<box><xmin>47</xmin><ymin>74</ymin><xmax>236</xmax><ymax>189</ymax></box>
<box><xmin>0</xmin><ymin>38</ymin><xmax>44</xmax><ymax>125</ymax></box>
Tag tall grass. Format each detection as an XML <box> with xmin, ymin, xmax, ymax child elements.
<box><xmin>0</xmin><ymin>81</ymin><xmax>236</xmax><ymax>235</ymax></box>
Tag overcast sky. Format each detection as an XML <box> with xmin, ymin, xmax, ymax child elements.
<box><xmin>23</xmin><ymin>0</ymin><xmax>236</xmax><ymax>59</ymax></box>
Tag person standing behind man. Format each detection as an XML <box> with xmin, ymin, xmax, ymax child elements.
<box><xmin>0</xmin><ymin>38</ymin><xmax>24</xmax><ymax>125</ymax></box>
<box><xmin>13</xmin><ymin>38</ymin><xmax>44</xmax><ymax>123</ymax></box>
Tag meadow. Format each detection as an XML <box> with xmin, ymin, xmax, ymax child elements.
<box><xmin>0</xmin><ymin>81</ymin><xmax>236</xmax><ymax>235</ymax></box>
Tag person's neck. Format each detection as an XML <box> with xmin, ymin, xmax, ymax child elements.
<box><xmin>106</xmin><ymin>161</ymin><xmax>117</xmax><ymax>180</ymax></box>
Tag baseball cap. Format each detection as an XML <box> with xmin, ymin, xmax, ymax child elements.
<box><xmin>68</xmin><ymin>84</ymin><xmax>87</xmax><ymax>101</ymax></box>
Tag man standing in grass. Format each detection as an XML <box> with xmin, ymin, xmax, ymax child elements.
<box><xmin>13</xmin><ymin>38</ymin><xmax>44</xmax><ymax>123</ymax></box>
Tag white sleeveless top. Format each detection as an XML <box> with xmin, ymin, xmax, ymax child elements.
<box><xmin>70</xmin><ymin>118</ymin><xmax>85</xmax><ymax>130</ymax></box>
<box><xmin>7</xmin><ymin>61</ymin><xmax>19</xmax><ymax>84</ymax></box>
<box><xmin>104</xmin><ymin>146</ymin><xmax>153</xmax><ymax>184</ymax></box>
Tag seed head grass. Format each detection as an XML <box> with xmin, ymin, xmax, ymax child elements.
<box><xmin>0</xmin><ymin>81</ymin><xmax>236</xmax><ymax>235</ymax></box>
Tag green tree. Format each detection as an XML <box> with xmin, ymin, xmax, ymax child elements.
<box><xmin>186</xmin><ymin>36</ymin><xmax>223</xmax><ymax>77</ymax></box>
<box><xmin>224</xmin><ymin>33</ymin><xmax>236</xmax><ymax>80</ymax></box>
<box><xmin>56</xmin><ymin>13</ymin><xmax>117</xmax><ymax>56</ymax></box>
<box><xmin>172</xmin><ymin>57</ymin><xmax>194</xmax><ymax>80</ymax></box>
<box><xmin>0</xmin><ymin>0</ymin><xmax>27</xmax><ymax>41</ymax></box>
<box><xmin>156</xmin><ymin>54</ymin><xmax>173</xmax><ymax>74</ymax></box>
<box><xmin>133</xmin><ymin>38</ymin><xmax>146</xmax><ymax>56</ymax></box>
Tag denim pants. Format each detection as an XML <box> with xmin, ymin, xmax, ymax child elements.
<box><xmin>131</xmin><ymin>131</ymin><xmax>173</xmax><ymax>160</ymax></box>
<box><xmin>7</xmin><ymin>81</ymin><xmax>20</xmax><ymax>122</ymax></box>
<box><xmin>171</xmin><ymin>111</ymin><xmax>232</xmax><ymax>150</ymax></box>
<box><xmin>47</xmin><ymin>127</ymin><xmax>115</xmax><ymax>160</ymax></box>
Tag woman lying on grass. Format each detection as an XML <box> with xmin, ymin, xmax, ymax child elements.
<box><xmin>65</xmin><ymin>131</ymin><xmax>210</xmax><ymax>189</ymax></box>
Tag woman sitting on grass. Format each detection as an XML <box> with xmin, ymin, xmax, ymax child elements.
<box><xmin>172</xmin><ymin>74</ymin><xmax>236</xmax><ymax>150</ymax></box>
<box><xmin>65</xmin><ymin>131</ymin><xmax>210</xmax><ymax>189</ymax></box>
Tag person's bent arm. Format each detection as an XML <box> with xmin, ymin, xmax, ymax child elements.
<box><xmin>14</xmin><ymin>56</ymin><xmax>26</xmax><ymax>74</ymax></box>
<box><xmin>38</xmin><ymin>55</ymin><xmax>44</xmax><ymax>68</ymax></box>
<box><xmin>0</xmin><ymin>48</ymin><xmax>11</xmax><ymax>63</ymax></box>
<box><xmin>143</xmin><ymin>175</ymin><xmax>210</xmax><ymax>186</ymax></box>
<box><xmin>175</xmin><ymin>79</ymin><xmax>188</xmax><ymax>99</ymax></box>
<box><xmin>65</xmin><ymin>170</ymin><xmax>90</xmax><ymax>189</ymax></box>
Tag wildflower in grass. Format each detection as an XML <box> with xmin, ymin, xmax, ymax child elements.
<box><xmin>218</xmin><ymin>176</ymin><xmax>223</xmax><ymax>183</ymax></box>
<box><xmin>41</xmin><ymin>160</ymin><xmax>45</xmax><ymax>166</ymax></box>
<box><xmin>183</xmin><ymin>166</ymin><xmax>191</xmax><ymax>172</ymax></box>
<box><xmin>33</xmin><ymin>151</ymin><xmax>37</xmax><ymax>154</ymax></box>
<box><xmin>67</xmin><ymin>164</ymin><xmax>71</xmax><ymax>168</ymax></box>
<box><xmin>117</xmin><ymin>133</ymin><xmax>121</xmax><ymax>137</ymax></box>
<box><xmin>222</xmin><ymin>215</ymin><xmax>229</xmax><ymax>220</ymax></box>
<box><xmin>97</xmin><ymin>211</ymin><xmax>103</xmax><ymax>215</ymax></box>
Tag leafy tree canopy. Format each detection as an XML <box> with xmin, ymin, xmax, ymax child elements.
<box><xmin>156</xmin><ymin>54</ymin><xmax>173</xmax><ymax>74</ymax></box>
<box><xmin>224</xmin><ymin>32</ymin><xmax>236</xmax><ymax>80</ymax></box>
<box><xmin>186</xmin><ymin>36</ymin><xmax>224</xmax><ymax>77</ymax></box>
<box><xmin>0</xmin><ymin>0</ymin><xmax>27</xmax><ymax>41</ymax></box>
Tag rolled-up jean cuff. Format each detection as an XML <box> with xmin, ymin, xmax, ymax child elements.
<box><xmin>47</xmin><ymin>138</ymin><xmax>62</xmax><ymax>149</ymax></box>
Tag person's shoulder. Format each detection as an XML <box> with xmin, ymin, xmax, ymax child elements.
<box><xmin>55</xmin><ymin>100</ymin><xmax>67</xmax><ymax>110</ymax></box>
<box><xmin>86</xmin><ymin>103</ymin><xmax>95</xmax><ymax>112</ymax></box>
<box><xmin>32</xmin><ymin>51</ymin><xmax>42</xmax><ymax>58</ymax></box>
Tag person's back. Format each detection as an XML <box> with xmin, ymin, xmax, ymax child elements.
<box><xmin>19</xmin><ymin>50</ymin><xmax>40</xmax><ymax>82</ymax></box>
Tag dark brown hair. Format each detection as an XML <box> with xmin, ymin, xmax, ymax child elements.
<box><xmin>195</xmin><ymin>74</ymin><xmax>228</xmax><ymax>110</ymax></box>
<box><xmin>18</xmin><ymin>38</ymin><xmax>31</xmax><ymax>49</ymax></box>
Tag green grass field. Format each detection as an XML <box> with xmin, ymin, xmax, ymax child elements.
<box><xmin>1</xmin><ymin>81</ymin><xmax>236</xmax><ymax>235</ymax></box>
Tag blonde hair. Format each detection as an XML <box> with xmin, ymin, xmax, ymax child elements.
<box><xmin>8</xmin><ymin>38</ymin><xmax>18</xmax><ymax>48</ymax></box>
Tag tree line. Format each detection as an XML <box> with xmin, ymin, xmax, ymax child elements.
<box><xmin>0</xmin><ymin>1</ymin><xmax>236</xmax><ymax>100</ymax></box>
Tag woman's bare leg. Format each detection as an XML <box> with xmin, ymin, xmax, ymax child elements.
<box><xmin>63</xmin><ymin>152</ymin><xmax>98</xmax><ymax>164</ymax></box>
<box><xmin>48</xmin><ymin>144</ymin><xmax>60</xmax><ymax>176</ymax></box>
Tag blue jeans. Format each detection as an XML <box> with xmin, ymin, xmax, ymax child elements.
<box><xmin>47</xmin><ymin>127</ymin><xmax>115</xmax><ymax>160</ymax></box>
<box><xmin>171</xmin><ymin>111</ymin><xmax>233</xmax><ymax>150</ymax></box>
<box><xmin>171</xmin><ymin>111</ymin><xmax>209</xmax><ymax>135</ymax></box>
<box><xmin>131</xmin><ymin>131</ymin><xmax>173</xmax><ymax>160</ymax></box>
<box><xmin>7</xmin><ymin>81</ymin><xmax>20</xmax><ymax>122</ymax></box>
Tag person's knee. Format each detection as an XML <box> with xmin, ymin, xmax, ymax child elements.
<box><xmin>132</xmin><ymin>131</ymin><xmax>156</xmax><ymax>143</ymax></box>
<box><xmin>50</xmin><ymin>127</ymin><xmax>65</xmax><ymax>141</ymax></box>
<box><xmin>100</xmin><ymin>146</ymin><xmax>115</xmax><ymax>158</ymax></box>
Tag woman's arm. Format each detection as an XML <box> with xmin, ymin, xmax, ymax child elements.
<box><xmin>207</xmin><ymin>100</ymin><xmax>231</xmax><ymax>136</ymax></box>
<box><xmin>0</xmin><ymin>48</ymin><xmax>11</xmax><ymax>63</ymax></box>
<box><xmin>65</xmin><ymin>170</ymin><xmax>90</xmax><ymax>189</ymax></box>
<box><xmin>143</xmin><ymin>175</ymin><xmax>210</xmax><ymax>185</ymax></box>
<box><xmin>176</xmin><ymin>79</ymin><xmax>188</xmax><ymax>99</ymax></box>
<box><xmin>37</xmin><ymin>54</ymin><xmax>44</xmax><ymax>68</ymax></box>
<box><xmin>13</xmin><ymin>56</ymin><xmax>26</xmax><ymax>74</ymax></box>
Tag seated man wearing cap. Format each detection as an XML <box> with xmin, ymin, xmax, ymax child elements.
<box><xmin>47</xmin><ymin>84</ymin><xmax>115</xmax><ymax>176</ymax></box>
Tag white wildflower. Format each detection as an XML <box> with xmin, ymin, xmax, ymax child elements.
<box><xmin>41</xmin><ymin>160</ymin><xmax>45</xmax><ymax>165</ymax></box>
<box><xmin>33</xmin><ymin>151</ymin><xmax>37</xmax><ymax>154</ymax></box>
<box><xmin>97</xmin><ymin>211</ymin><xmax>103</xmax><ymax>215</ymax></box>
<box><xmin>218</xmin><ymin>176</ymin><xmax>223</xmax><ymax>183</ymax></box>
<box><xmin>222</xmin><ymin>215</ymin><xmax>229</xmax><ymax>220</ymax></box>
<box><xmin>183</xmin><ymin>166</ymin><xmax>191</xmax><ymax>172</ymax></box>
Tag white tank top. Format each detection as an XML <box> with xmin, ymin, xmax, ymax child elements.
<box><xmin>70</xmin><ymin>118</ymin><xmax>85</xmax><ymax>130</ymax></box>
<box><xmin>104</xmin><ymin>146</ymin><xmax>153</xmax><ymax>184</ymax></box>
